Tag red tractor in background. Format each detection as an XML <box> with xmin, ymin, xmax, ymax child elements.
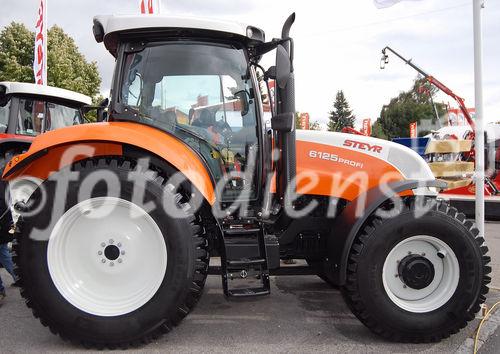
<box><xmin>0</xmin><ymin>82</ymin><xmax>94</xmax><ymax>237</ymax></box>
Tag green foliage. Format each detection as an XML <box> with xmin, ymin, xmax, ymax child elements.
<box><xmin>327</xmin><ymin>90</ymin><xmax>355</xmax><ymax>132</ymax></box>
<box><xmin>0</xmin><ymin>23</ymin><xmax>34</xmax><ymax>83</ymax></box>
<box><xmin>377</xmin><ymin>77</ymin><xmax>446</xmax><ymax>140</ymax></box>
<box><xmin>309</xmin><ymin>120</ymin><xmax>321</xmax><ymax>131</ymax></box>
<box><xmin>371</xmin><ymin>119</ymin><xmax>387</xmax><ymax>139</ymax></box>
<box><xmin>295</xmin><ymin>112</ymin><xmax>321</xmax><ymax>131</ymax></box>
<box><xmin>0</xmin><ymin>22</ymin><xmax>101</xmax><ymax>98</ymax></box>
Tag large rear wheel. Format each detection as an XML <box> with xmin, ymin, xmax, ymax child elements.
<box><xmin>12</xmin><ymin>157</ymin><xmax>209</xmax><ymax>348</ymax></box>
<box><xmin>341</xmin><ymin>198</ymin><xmax>491</xmax><ymax>342</ymax></box>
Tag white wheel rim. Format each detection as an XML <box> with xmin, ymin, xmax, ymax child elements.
<box><xmin>382</xmin><ymin>235</ymin><xmax>460</xmax><ymax>313</ymax></box>
<box><xmin>47</xmin><ymin>197</ymin><xmax>167</xmax><ymax>317</ymax></box>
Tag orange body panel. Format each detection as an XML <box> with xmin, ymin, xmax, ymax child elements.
<box><xmin>295</xmin><ymin>140</ymin><xmax>406</xmax><ymax>201</ymax></box>
<box><xmin>3</xmin><ymin>122</ymin><xmax>216</xmax><ymax>204</ymax></box>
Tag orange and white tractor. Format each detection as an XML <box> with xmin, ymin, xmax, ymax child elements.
<box><xmin>2</xmin><ymin>14</ymin><xmax>490</xmax><ymax>348</ymax></box>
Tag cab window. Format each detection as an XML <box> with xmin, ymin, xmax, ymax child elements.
<box><xmin>0</xmin><ymin>99</ymin><xmax>9</xmax><ymax>133</ymax></box>
<box><xmin>16</xmin><ymin>98</ymin><xmax>83</xmax><ymax>136</ymax></box>
<box><xmin>120</xmin><ymin>42</ymin><xmax>260</xmax><ymax>199</ymax></box>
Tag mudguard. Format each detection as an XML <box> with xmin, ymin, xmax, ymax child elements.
<box><xmin>2</xmin><ymin>122</ymin><xmax>216</xmax><ymax>204</ymax></box>
<box><xmin>328</xmin><ymin>179</ymin><xmax>447</xmax><ymax>285</ymax></box>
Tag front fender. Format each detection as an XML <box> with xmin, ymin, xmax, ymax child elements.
<box><xmin>2</xmin><ymin>122</ymin><xmax>216</xmax><ymax>204</ymax></box>
<box><xmin>328</xmin><ymin>179</ymin><xmax>447</xmax><ymax>285</ymax></box>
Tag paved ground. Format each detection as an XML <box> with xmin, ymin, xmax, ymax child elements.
<box><xmin>0</xmin><ymin>221</ymin><xmax>499</xmax><ymax>353</ymax></box>
<box><xmin>481</xmin><ymin>323</ymin><xmax>500</xmax><ymax>354</ymax></box>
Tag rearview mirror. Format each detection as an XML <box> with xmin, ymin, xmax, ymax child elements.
<box><xmin>275</xmin><ymin>44</ymin><xmax>291</xmax><ymax>89</ymax></box>
<box><xmin>97</xmin><ymin>98</ymin><xmax>109</xmax><ymax>122</ymax></box>
<box><xmin>234</xmin><ymin>90</ymin><xmax>249</xmax><ymax>116</ymax></box>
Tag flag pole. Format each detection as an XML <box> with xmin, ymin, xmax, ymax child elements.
<box><xmin>473</xmin><ymin>0</ymin><xmax>485</xmax><ymax>237</ymax></box>
<box><xmin>44</xmin><ymin>0</ymin><xmax>48</xmax><ymax>86</ymax></box>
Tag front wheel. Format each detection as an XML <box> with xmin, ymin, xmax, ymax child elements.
<box><xmin>342</xmin><ymin>198</ymin><xmax>491</xmax><ymax>342</ymax></box>
<box><xmin>13</xmin><ymin>157</ymin><xmax>209</xmax><ymax>348</ymax></box>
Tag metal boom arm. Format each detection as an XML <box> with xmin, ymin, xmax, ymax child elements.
<box><xmin>381</xmin><ymin>46</ymin><xmax>475</xmax><ymax>131</ymax></box>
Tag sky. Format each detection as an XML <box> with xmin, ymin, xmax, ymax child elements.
<box><xmin>1</xmin><ymin>0</ymin><xmax>499</xmax><ymax>128</ymax></box>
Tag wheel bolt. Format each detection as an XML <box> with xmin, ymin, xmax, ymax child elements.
<box><xmin>110</xmin><ymin>262</ymin><xmax>114</xmax><ymax>267</ymax></box>
<box><xmin>395</xmin><ymin>274</ymin><xmax>399</xmax><ymax>277</ymax></box>
<box><xmin>121</xmin><ymin>251</ymin><xmax>126</xmax><ymax>255</ymax></box>
<box><xmin>117</xmin><ymin>243</ymin><xmax>122</xmax><ymax>248</ymax></box>
<box><xmin>118</xmin><ymin>259</ymin><xmax>122</xmax><ymax>264</ymax></box>
<box><xmin>407</xmin><ymin>251</ymin><xmax>412</xmax><ymax>255</ymax></box>
<box><xmin>101</xmin><ymin>259</ymin><xmax>106</xmax><ymax>263</ymax></box>
<box><xmin>403</xmin><ymin>285</ymin><xmax>407</xmax><ymax>288</ymax></box>
<box><xmin>101</xmin><ymin>242</ymin><xmax>106</xmax><ymax>247</ymax></box>
<box><xmin>98</xmin><ymin>251</ymin><xmax>103</xmax><ymax>255</ymax></box>
<box><xmin>421</xmin><ymin>253</ymin><xmax>426</xmax><ymax>256</ymax></box>
<box><xmin>109</xmin><ymin>239</ymin><xmax>114</xmax><ymax>244</ymax></box>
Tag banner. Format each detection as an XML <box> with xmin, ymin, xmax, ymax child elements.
<box><xmin>448</xmin><ymin>108</ymin><xmax>476</xmax><ymax>127</ymax></box>
<box><xmin>362</xmin><ymin>118</ymin><xmax>372</xmax><ymax>136</ymax></box>
<box><xmin>140</xmin><ymin>0</ymin><xmax>160</xmax><ymax>14</ymax></box>
<box><xmin>410</xmin><ymin>122</ymin><xmax>417</xmax><ymax>138</ymax></box>
<box><xmin>34</xmin><ymin>0</ymin><xmax>47</xmax><ymax>85</ymax></box>
<box><xmin>373</xmin><ymin>0</ymin><xmax>422</xmax><ymax>9</ymax></box>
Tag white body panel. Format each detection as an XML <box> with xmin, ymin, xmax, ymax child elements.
<box><xmin>95</xmin><ymin>14</ymin><xmax>254</xmax><ymax>41</ymax></box>
<box><xmin>296</xmin><ymin>130</ymin><xmax>435</xmax><ymax>181</ymax></box>
<box><xmin>0</xmin><ymin>81</ymin><xmax>91</xmax><ymax>106</ymax></box>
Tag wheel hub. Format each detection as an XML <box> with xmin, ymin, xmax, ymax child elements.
<box><xmin>398</xmin><ymin>254</ymin><xmax>435</xmax><ymax>290</ymax></box>
<box><xmin>104</xmin><ymin>244</ymin><xmax>120</xmax><ymax>261</ymax></box>
<box><xmin>382</xmin><ymin>235</ymin><xmax>460</xmax><ymax>313</ymax></box>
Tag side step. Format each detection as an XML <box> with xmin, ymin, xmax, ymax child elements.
<box><xmin>221</xmin><ymin>224</ymin><xmax>271</xmax><ymax>298</ymax></box>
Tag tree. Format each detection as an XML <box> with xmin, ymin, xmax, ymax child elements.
<box><xmin>376</xmin><ymin>77</ymin><xmax>446</xmax><ymax>140</ymax></box>
<box><xmin>295</xmin><ymin>112</ymin><xmax>321</xmax><ymax>131</ymax></box>
<box><xmin>371</xmin><ymin>119</ymin><xmax>387</xmax><ymax>139</ymax></box>
<box><xmin>0</xmin><ymin>22</ymin><xmax>101</xmax><ymax>98</ymax></box>
<box><xmin>0</xmin><ymin>23</ymin><xmax>34</xmax><ymax>83</ymax></box>
<box><xmin>309</xmin><ymin>120</ymin><xmax>321</xmax><ymax>131</ymax></box>
<box><xmin>327</xmin><ymin>90</ymin><xmax>355</xmax><ymax>132</ymax></box>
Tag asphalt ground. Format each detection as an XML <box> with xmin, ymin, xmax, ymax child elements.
<box><xmin>0</xmin><ymin>221</ymin><xmax>499</xmax><ymax>353</ymax></box>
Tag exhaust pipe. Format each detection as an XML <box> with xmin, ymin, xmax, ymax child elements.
<box><xmin>275</xmin><ymin>13</ymin><xmax>296</xmax><ymax>204</ymax></box>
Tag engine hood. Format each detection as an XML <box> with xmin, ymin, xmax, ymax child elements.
<box><xmin>294</xmin><ymin>130</ymin><xmax>435</xmax><ymax>200</ymax></box>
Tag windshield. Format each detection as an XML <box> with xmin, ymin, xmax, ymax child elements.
<box><xmin>16</xmin><ymin>98</ymin><xmax>83</xmax><ymax>136</ymax></box>
<box><xmin>119</xmin><ymin>42</ymin><xmax>260</xmax><ymax>199</ymax></box>
<box><xmin>0</xmin><ymin>99</ymin><xmax>10</xmax><ymax>133</ymax></box>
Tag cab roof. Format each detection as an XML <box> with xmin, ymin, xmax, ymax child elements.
<box><xmin>93</xmin><ymin>14</ymin><xmax>265</xmax><ymax>57</ymax></box>
<box><xmin>0</xmin><ymin>82</ymin><xmax>92</xmax><ymax>106</ymax></box>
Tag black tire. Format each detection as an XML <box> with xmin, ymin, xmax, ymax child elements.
<box><xmin>12</xmin><ymin>157</ymin><xmax>209</xmax><ymax>348</ymax></box>
<box><xmin>341</xmin><ymin>198</ymin><xmax>491</xmax><ymax>343</ymax></box>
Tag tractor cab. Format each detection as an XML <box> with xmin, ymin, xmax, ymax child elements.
<box><xmin>0</xmin><ymin>82</ymin><xmax>92</xmax><ymax>138</ymax></box>
<box><xmin>93</xmin><ymin>14</ymin><xmax>295</xmax><ymax>203</ymax></box>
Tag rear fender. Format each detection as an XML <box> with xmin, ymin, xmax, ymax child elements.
<box><xmin>2</xmin><ymin>122</ymin><xmax>216</xmax><ymax>204</ymax></box>
<box><xmin>328</xmin><ymin>179</ymin><xmax>447</xmax><ymax>285</ymax></box>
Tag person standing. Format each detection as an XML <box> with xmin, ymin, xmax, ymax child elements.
<box><xmin>0</xmin><ymin>229</ymin><xmax>18</xmax><ymax>304</ymax></box>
